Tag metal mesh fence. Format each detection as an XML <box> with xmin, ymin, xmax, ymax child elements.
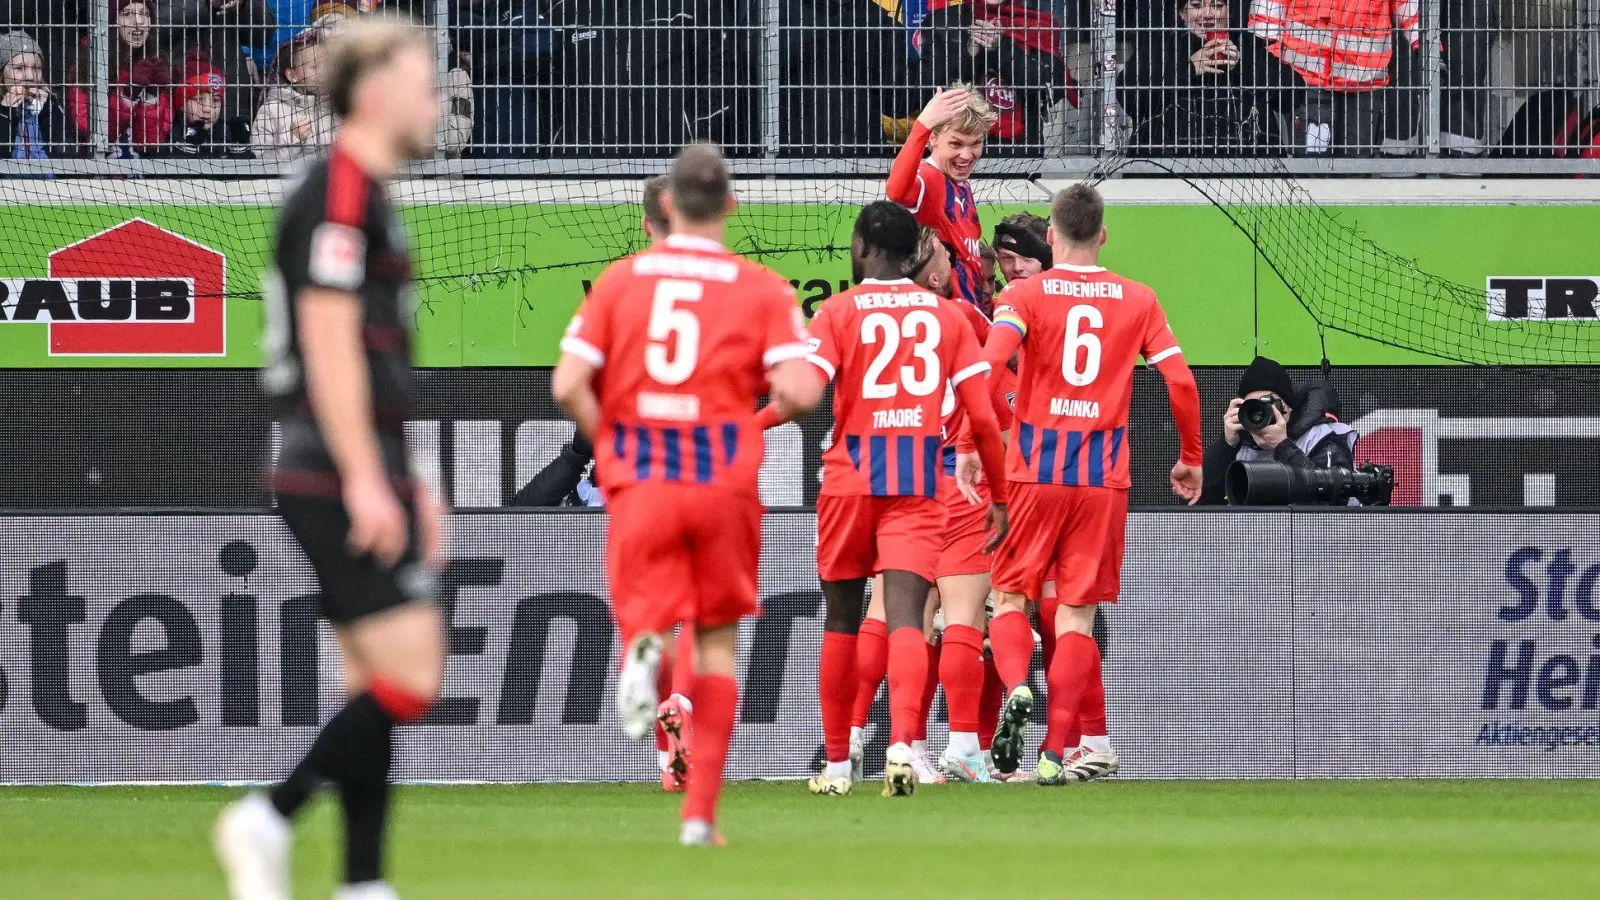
<box><xmin>0</xmin><ymin>1</ymin><xmax>1596</xmax><ymax>165</ymax></box>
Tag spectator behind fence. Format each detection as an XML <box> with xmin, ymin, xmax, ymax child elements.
<box><xmin>1248</xmin><ymin>0</ymin><xmax>1419</xmax><ymax>156</ymax></box>
<box><xmin>251</xmin><ymin>25</ymin><xmax>333</xmax><ymax>161</ymax></box>
<box><xmin>260</xmin><ymin>0</ymin><xmax>354</xmax><ymax>69</ymax></box>
<box><xmin>1384</xmin><ymin>0</ymin><xmax>1490</xmax><ymax>158</ymax></box>
<box><xmin>159</xmin><ymin>48</ymin><xmax>252</xmax><ymax>157</ymax></box>
<box><xmin>785</xmin><ymin>0</ymin><xmax>910</xmax><ymax>155</ymax></box>
<box><xmin>2</xmin><ymin>29</ymin><xmax>72</xmax><ymax>162</ymax></box>
<box><xmin>914</xmin><ymin>0</ymin><xmax>1079</xmax><ymax>154</ymax></box>
<box><xmin>1</xmin><ymin>1</ymin><xmax>86</xmax><ymax>90</ymax></box>
<box><xmin>157</xmin><ymin>0</ymin><xmax>276</xmax><ymax>156</ymax></box>
<box><xmin>436</xmin><ymin>46</ymin><xmax>472</xmax><ymax>156</ymax></box>
<box><xmin>1124</xmin><ymin>0</ymin><xmax>1283</xmax><ymax>154</ymax></box>
<box><xmin>68</xmin><ymin>1</ymin><xmax>173</xmax><ymax>157</ymax></box>
<box><xmin>453</xmin><ymin>0</ymin><xmax>550</xmax><ymax>155</ymax></box>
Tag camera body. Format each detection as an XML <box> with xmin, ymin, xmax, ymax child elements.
<box><xmin>1238</xmin><ymin>394</ymin><xmax>1288</xmax><ymax>433</ymax></box>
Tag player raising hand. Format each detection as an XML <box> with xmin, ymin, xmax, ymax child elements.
<box><xmin>982</xmin><ymin>184</ymin><xmax>1204</xmax><ymax>782</ymax></box>
<box><xmin>553</xmin><ymin>143</ymin><xmax>823</xmax><ymax>845</ymax></box>
<box><xmin>790</xmin><ymin>201</ymin><xmax>1010</xmax><ymax>798</ymax></box>
<box><xmin>886</xmin><ymin>86</ymin><xmax>998</xmax><ymax>314</ymax></box>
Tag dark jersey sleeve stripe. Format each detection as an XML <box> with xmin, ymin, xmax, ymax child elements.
<box><xmin>326</xmin><ymin>147</ymin><xmax>371</xmax><ymax>228</ymax></box>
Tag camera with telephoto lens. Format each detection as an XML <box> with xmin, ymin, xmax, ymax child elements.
<box><xmin>1238</xmin><ymin>395</ymin><xmax>1286</xmax><ymax>433</ymax></box>
<box><xmin>1225</xmin><ymin>461</ymin><xmax>1396</xmax><ymax>507</ymax></box>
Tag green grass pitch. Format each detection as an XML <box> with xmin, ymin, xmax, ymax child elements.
<box><xmin>3</xmin><ymin>781</ymin><xmax>1597</xmax><ymax>899</ymax></box>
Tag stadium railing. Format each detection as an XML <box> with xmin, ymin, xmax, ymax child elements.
<box><xmin>0</xmin><ymin>0</ymin><xmax>1597</xmax><ymax>177</ymax></box>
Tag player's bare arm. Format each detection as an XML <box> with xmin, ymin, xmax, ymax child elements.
<box><xmin>766</xmin><ymin>357</ymin><xmax>826</xmax><ymax>422</ymax></box>
<box><xmin>951</xmin><ymin>370</ymin><xmax>1010</xmax><ymax>550</ymax></box>
<box><xmin>298</xmin><ymin>286</ymin><xmax>409</xmax><ymax>566</ymax></box>
<box><xmin>1148</xmin><ymin>353</ymin><xmax>1203</xmax><ymax>503</ymax></box>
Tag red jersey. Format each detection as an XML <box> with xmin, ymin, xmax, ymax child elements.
<box><xmin>992</xmin><ymin>264</ymin><xmax>1183</xmax><ymax>489</ymax></box>
<box><xmin>808</xmin><ymin>279</ymin><xmax>990</xmax><ymax>498</ymax></box>
<box><xmin>887</xmin><ymin>121</ymin><xmax>987</xmax><ymax>311</ymax></box>
<box><xmin>943</xmin><ymin>363</ymin><xmax>1015</xmax><ymax>477</ymax></box>
<box><xmin>561</xmin><ymin>234</ymin><xmax>810</xmax><ymax>497</ymax></box>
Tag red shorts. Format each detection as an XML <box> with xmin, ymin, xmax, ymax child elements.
<box><xmin>990</xmin><ymin>483</ymin><xmax>1128</xmax><ymax>606</ymax></box>
<box><xmin>816</xmin><ymin>493</ymin><xmax>946</xmax><ymax>583</ymax></box>
<box><xmin>606</xmin><ymin>483</ymin><xmax>762</xmax><ymax>643</ymax></box>
<box><xmin>935</xmin><ymin>473</ymin><xmax>992</xmax><ymax>579</ymax></box>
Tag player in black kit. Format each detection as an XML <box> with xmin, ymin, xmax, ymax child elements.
<box><xmin>214</xmin><ymin>17</ymin><xmax>443</xmax><ymax>900</ymax></box>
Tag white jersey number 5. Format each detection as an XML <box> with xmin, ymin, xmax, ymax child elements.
<box><xmin>645</xmin><ymin>279</ymin><xmax>702</xmax><ymax>384</ymax></box>
<box><xmin>1062</xmin><ymin>304</ymin><xmax>1103</xmax><ymax>387</ymax></box>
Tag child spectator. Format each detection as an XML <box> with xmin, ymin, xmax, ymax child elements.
<box><xmin>2</xmin><ymin>30</ymin><xmax>74</xmax><ymax>162</ymax></box>
<box><xmin>250</xmin><ymin>26</ymin><xmax>332</xmax><ymax>160</ymax></box>
<box><xmin>157</xmin><ymin>0</ymin><xmax>276</xmax><ymax>156</ymax></box>
<box><xmin>68</xmin><ymin>1</ymin><xmax>173</xmax><ymax>156</ymax></box>
<box><xmin>162</xmin><ymin>50</ymin><xmax>251</xmax><ymax>157</ymax></box>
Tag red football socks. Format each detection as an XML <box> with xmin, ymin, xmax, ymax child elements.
<box><xmin>851</xmin><ymin>617</ymin><xmax>888</xmax><ymax>729</ymax></box>
<box><xmin>886</xmin><ymin>627</ymin><xmax>929</xmax><ymax>747</ymax></box>
<box><xmin>681</xmin><ymin>674</ymin><xmax>736</xmax><ymax>825</ymax></box>
<box><xmin>989</xmin><ymin>609</ymin><xmax>1034</xmax><ymax>690</ymax></box>
<box><xmin>818</xmin><ymin>631</ymin><xmax>857</xmax><ymax>763</ymax></box>
<box><xmin>940</xmin><ymin>625</ymin><xmax>985</xmax><ymax>734</ymax></box>
<box><xmin>1045</xmin><ymin>632</ymin><xmax>1099</xmax><ymax>756</ymax></box>
<box><xmin>977</xmin><ymin>653</ymin><xmax>1002</xmax><ymax>751</ymax></box>
<box><xmin>1078</xmin><ymin>637</ymin><xmax>1108</xmax><ymax>743</ymax></box>
<box><xmin>915</xmin><ymin>640</ymin><xmax>940</xmax><ymax>742</ymax></box>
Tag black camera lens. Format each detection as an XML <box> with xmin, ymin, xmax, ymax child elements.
<box><xmin>1238</xmin><ymin>397</ymin><xmax>1276</xmax><ymax>432</ymax></box>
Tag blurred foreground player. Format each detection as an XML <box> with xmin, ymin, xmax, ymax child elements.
<box><xmin>553</xmin><ymin>144</ymin><xmax>822</xmax><ymax>844</ymax></box>
<box><xmin>217</xmin><ymin>18</ymin><xmax>443</xmax><ymax>900</ymax></box>
<box><xmin>791</xmin><ymin>201</ymin><xmax>1010</xmax><ymax>798</ymax></box>
<box><xmin>982</xmin><ymin>184</ymin><xmax>1204</xmax><ymax>781</ymax></box>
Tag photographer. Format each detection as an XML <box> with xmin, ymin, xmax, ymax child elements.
<box><xmin>1199</xmin><ymin>355</ymin><xmax>1357</xmax><ymax>505</ymax></box>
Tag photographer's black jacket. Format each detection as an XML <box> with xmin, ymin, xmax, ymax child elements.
<box><xmin>1198</xmin><ymin>383</ymin><xmax>1357</xmax><ymax>505</ymax></box>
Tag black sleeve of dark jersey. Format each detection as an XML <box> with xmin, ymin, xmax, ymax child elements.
<box><xmin>511</xmin><ymin>436</ymin><xmax>595</xmax><ymax>507</ymax></box>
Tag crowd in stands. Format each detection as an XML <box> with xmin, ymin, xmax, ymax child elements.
<box><xmin>0</xmin><ymin>1</ymin><xmax>1593</xmax><ymax>164</ymax></box>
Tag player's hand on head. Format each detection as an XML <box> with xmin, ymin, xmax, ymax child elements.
<box><xmin>1223</xmin><ymin>398</ymin><xmax>1244</xmax><ymax>447</ymax></box>
<box><xmin>344</xmin><ymin>474</ymin><xmax>410</xmax><ymax>567</ymax></box>
<box><xmin>954</xmin><ymin>451</ymin><xmax>983</xmax><ymax>505</ymax></box>
<box><xmin>984</xmin><ymin>502</ymin><xmax>1010</xmax><ymax>553</ymax></box>
<box><xmin>917</xmin><ymin>89</ymin><xmax>970</xmax><ymax>129</ymax></box>
<box><xmin>1170</xmin><ymin>463</ymin><xmax>1203</xmax><ymax>506</ymax></box>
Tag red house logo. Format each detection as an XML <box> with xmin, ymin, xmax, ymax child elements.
<box><xmin>39</xmin><ymin>219</ymin><xmax>226</xmax><ymax>356</ymax></box>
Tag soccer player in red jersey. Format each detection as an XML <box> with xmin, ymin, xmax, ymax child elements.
<box><xmin>932</xmin><ymin>334</ymin><xmax>1016</xmax><ymax>784</ymax></box>
<box><xmin>791</xmin><ymin>201</ymin><xmax>1010</xmax><ymax>798</ymax></box>
<box><xmin>886</xmin><ymin>86</ymin><xmax>998</xmax><ymax>314</ymax></box>
<box><xmin>845</xmin><ymin>228</ymin><xmax>964</xmax><ymax>785</ymax></box>
<box><xmin>982</xmin><ymin>184</ymin><xmax>1205</xmax><ymax>781</ymax></box>
<box><xmin>552</xmin><ymin>144</ymin><xmax>823</xmax><ymax>844</ymax></box>
<box><xmin>638</xmin><ymin>172</ymin><xmax>700</xmax><ymax>795</ymax></box>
